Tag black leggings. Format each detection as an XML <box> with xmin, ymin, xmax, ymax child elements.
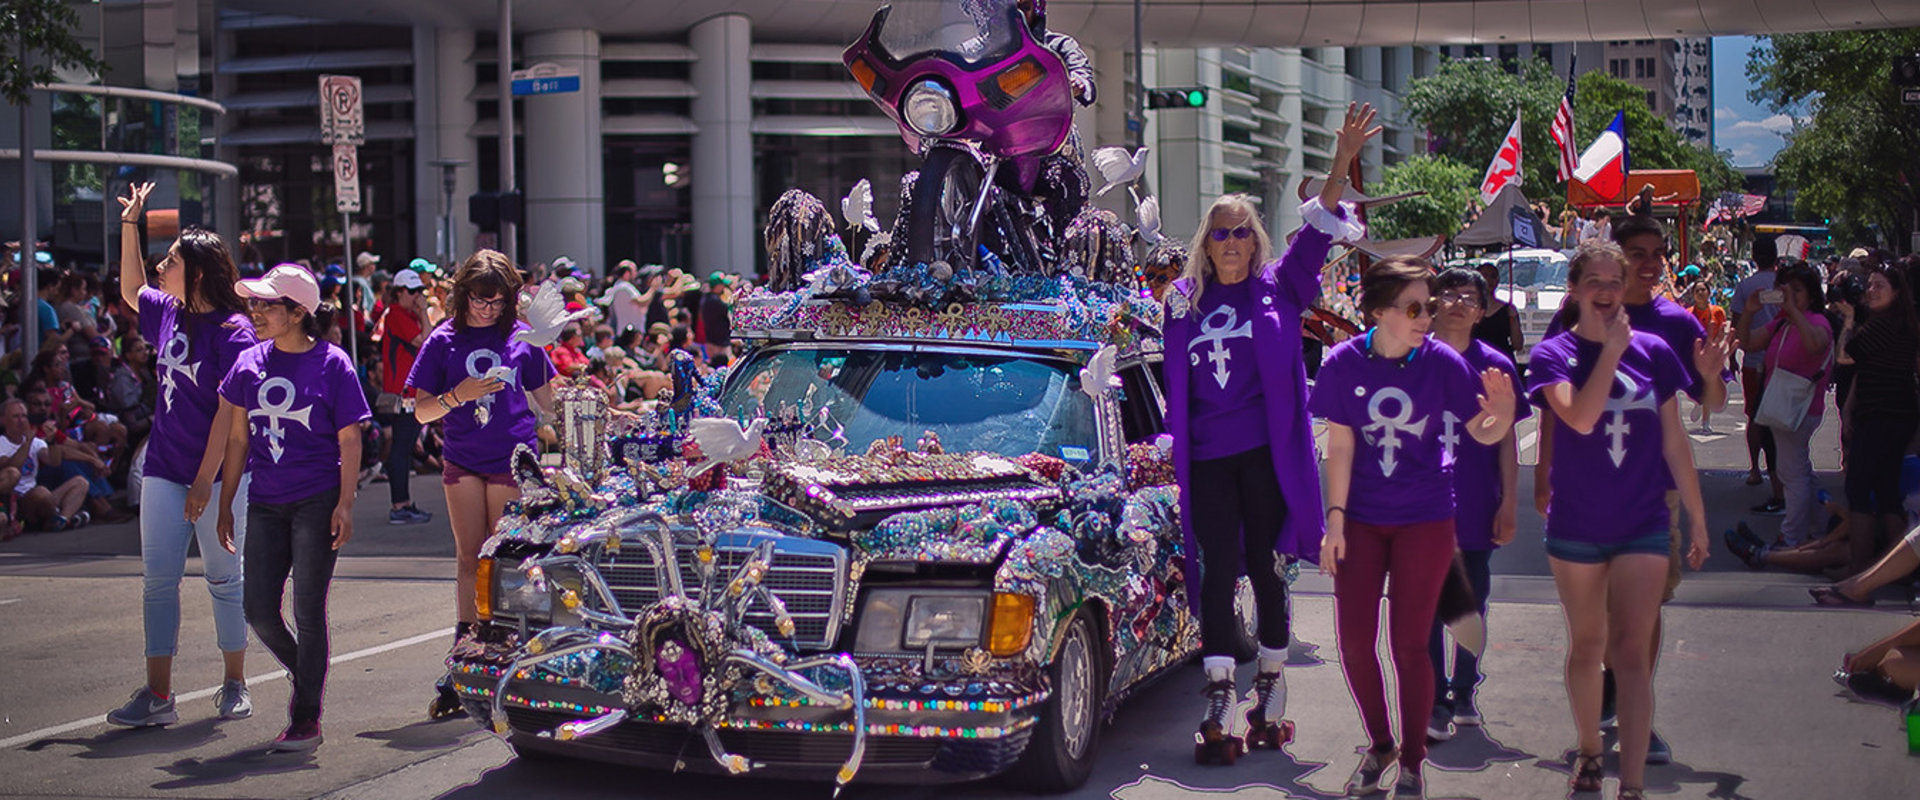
<box><xmin>245</xmin><ymin>487</ymin><xmax>342</xmax><ymax>726</ymax></box>
<box><xmin>1844</xmin><ymin>413</ymin><xmax>1918</xmax><ymax>516</ymax></box>
<box><xmin>1190</xmin><ymin>446</ymin><xmax>1291</xmax><ymax>657</ymax></box>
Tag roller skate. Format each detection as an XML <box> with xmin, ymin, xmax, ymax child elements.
<box><xmin>1244</xmin><ymin>670</ymin><xmax>1294</xmax><ymax>750</ymax></box>
<box><xmin>1192</xmin><ymin>667</ymin><xmax>1244</xmax><ymax>765</ymax></box>
<box><xmin>428</xmin><ymin>674</ymin><xmax>466</xmax><ymax>720</ymax></box>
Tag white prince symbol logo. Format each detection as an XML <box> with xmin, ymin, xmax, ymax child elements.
<box><xmin>1361</xmin><ymin>387</ymin><xmax>1428</xmax><ymax>477</ymax></box>
<box><xmin>1603</xmin><ymin>372</ymin><xmax>1658</xmax><ymax>467</ymax></box>
<box><xmin>464</xmin><ymin>348</ymin><xmax>519</xmax><ymax>426</ymax></box>
<box><xmin>157</xmin><ymin>331</ymin><xmax>198</xmax><ymax>406</ymax></box>
<box><xmin>1188</xmin><ymin>305</ymin><xmax>1253</xmax><ymax>390</ymax></box>
<box><xmin>251</xmin><ymin>377</ymin><xmax>312</xmax><ymax>463</ymax></box>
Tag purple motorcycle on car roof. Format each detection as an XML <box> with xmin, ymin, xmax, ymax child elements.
<box><xmin>844</xmin><ymin>0</ymin><xmax>1082</xmax><ymax>274</ymax></box>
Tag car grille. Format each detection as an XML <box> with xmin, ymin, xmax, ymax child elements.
<box><xmin>590</xmin><ymin>532</ymin><xmax>846</xmax><ymax>650</ymax></box>
<box><xmin>506</xmin><ymin>708</ymin><xmax>943</xmax><ymax>766</ymax></box>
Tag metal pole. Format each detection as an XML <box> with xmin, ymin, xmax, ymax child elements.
<box><xmin>20</xmin><ymin>35</ymin><xmax>38</xmax><ymax>359</ymax></box>
<box><xmin>1131</xmin><ymin>0</ymin><xmax>1144</xmax><ymax>150</ymax></box>
<box><xmin>343</xmin><ymin>208</ymin><xmax>357</xmax><ymax>365</ymax></box>
<box><xmin>497</xmin><ymin>0</ymin><xmax>517</xmax><ymax>266</ymax></box>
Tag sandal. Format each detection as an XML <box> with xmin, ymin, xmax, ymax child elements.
<box><xmin>1618</xmin><ymin>788</ymin><xmax>1645</xmax><ymax>800</ymax></box>
<box><xmin>1571</xmin><ymin>751</ymin><xmax>1604</xmax><ymax>793</ymax></box>
<box><xmin>1810</xmin><ymin>586</ymin><xmax>1874</xmax><ymax>608</ymax></box>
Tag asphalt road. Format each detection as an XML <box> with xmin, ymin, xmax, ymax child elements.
<box><xmin>2</xmin><ymin>394</ymin><xmax>1915</xmax><ymax>800</ymax></box>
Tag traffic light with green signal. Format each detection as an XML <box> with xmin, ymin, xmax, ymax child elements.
<box><xmin>1147</xmin><ymin>87</ymin><xmax>1208</xmax><ymax>109</ymax></box>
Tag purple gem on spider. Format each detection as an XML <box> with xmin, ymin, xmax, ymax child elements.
<box><xmin>657</xmin><ymin>639</ymin><xmax>702</xmax><ymax>705</ymax></box>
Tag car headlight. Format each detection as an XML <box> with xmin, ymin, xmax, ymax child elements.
<box><xmin>902</xmin><ymin>80</ymin><xmax>958</xmax><ymax>137</ymax></box>
<box><xmin>904</xmin><ymin>594</ymin><xmax>986</xmax><ymax>649</ymax></box>
<box><xmin>493</xmin><ymin>559</ymin><xmax>552</xmax><ymax>619</ymax></box>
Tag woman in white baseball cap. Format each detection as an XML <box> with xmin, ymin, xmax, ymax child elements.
<box><xmin>212</xmin><ymin>264</ymin><xmax>372</xmax><ymax>752</ymax></box>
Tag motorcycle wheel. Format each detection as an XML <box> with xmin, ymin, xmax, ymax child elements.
<box><xmin>907</xmin><ymin>145</ymin><xmax>985</xmax><ymax>269</ymax></box>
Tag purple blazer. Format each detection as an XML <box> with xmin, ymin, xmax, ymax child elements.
<box><xmin>1164</xmin><ymin>217</ymin><xmax>1337</xmax><ymax>612</ymax></box>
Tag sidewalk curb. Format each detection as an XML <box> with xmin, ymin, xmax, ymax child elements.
<box><xmin>311</xmin><ymin>737</ymin><xmax>512</xmax><ymax>800</ymax></box>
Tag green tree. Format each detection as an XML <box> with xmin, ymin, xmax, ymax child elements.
<box><xmin>1402</xmin><ymin>56</ymin><xmax>1739</xmax><ymax>206</ymax></box>
<box><xmin>0</xmin><ymin>0</ymin><xmax>106</xmax><ymax>105</ymax></box>
<box><xmin>1368</xmin><ymin>155</ymin><xmax>1479</xmax><ymax>241</ymax></box>
<box><xmin>1749</xmin><ymin>30</ymin><xmax>1920</xmax><ymax>249</ymax></box>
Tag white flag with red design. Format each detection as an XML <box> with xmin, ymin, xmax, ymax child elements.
<box><xmin>1479</xmin><ymin>114</ymin><xmax>1522</xmax><ymax>207</ymax></box>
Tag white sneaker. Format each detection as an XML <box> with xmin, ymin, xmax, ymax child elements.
<box><xmin>215</xmin><ymin>680</ymin><xmax>253</xmax><ymax>720</ymax></box>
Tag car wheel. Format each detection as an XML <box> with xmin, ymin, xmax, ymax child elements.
<box><xmin>1009</xmin><ymin>608</ymin><xmax>1105</xmax><ymax>793</ymax></box>
<box><xmin>1230</xmin><ymin>575</ymin><xmax>1259</xmax><ymax>663</ymax></box>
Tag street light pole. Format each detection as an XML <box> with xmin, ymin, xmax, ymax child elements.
<box><xmin>1132</xmin><ymin>0</ymin><xmax>1144</xmax><ymax>150</ymax></box>
<box><xmin>429</xmin><ymin>158</ymin><xmax>470</xmax><ymax>264</ymax></box>
<box><xmin>19</xmin><ymin>36</ymin><xmax>38</xmax><ymax>359</ymax></box>
<box><xmin>497</xmin><ymin>0</ymin><xmax>517</xmax><ymax>266</ymax></box>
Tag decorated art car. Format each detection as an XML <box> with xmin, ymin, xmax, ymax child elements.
<box><xmin>444</xmin><ymin>265</ymin><xmax>1264</xmax><ymax>790</ymax></box>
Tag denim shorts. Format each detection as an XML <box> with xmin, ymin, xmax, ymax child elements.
<box><xmin>1544</xmin><ymin>530</ymin><xmax>1673</xmax><ymax>564</ymax></box>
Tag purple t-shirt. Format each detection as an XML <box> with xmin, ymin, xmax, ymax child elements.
<box><xmin>1548</xmin><ymin>296</ymin><xmax>1705</xmax><ymax>401</ymax></box>
<box><xmin>1308</xmin><ymin>335</ymin><xmax>1485</xmax><ymax>526</ymax></box>
<box><xmin>1526</xmin><ymin>330</ymin><xmax>1690</xmax><ymax>544</ymax></box>
<box><xmin>138</xmin><ymin>286</ymin><xmax>258</xmax><ymax>486</ymax></box>
<box><xmin>1185</xmin><ymin>279</ymin><xmax>1268</xmax><ymax>460</ymax></box>
<box><xmin>406</xmin><ymin>321</ymin><xmax>556</xmax><ymax>474</ymax></box>
<box><xmin>1446</xmin><ymin>340</ymin><xmax>1532</xmax><ymax>551</ymax></box>
<box><xmin>218</xmin><ymin>341</ymin><xmax>372</xmax><ymax>503</ymax></box>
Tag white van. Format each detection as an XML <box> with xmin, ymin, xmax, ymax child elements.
<box><xmin>1479</xmin><ymin>248</ymin><xmax>1570</xmax><ymax>363</ymax></box>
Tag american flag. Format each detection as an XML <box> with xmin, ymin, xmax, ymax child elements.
<box><xmin>1550</xmin><ymin>56</ymin><xmax>1577</xmax><ymax>182</ymax></box>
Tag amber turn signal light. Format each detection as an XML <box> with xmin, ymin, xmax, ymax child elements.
<box><xmin>986</xmin><ymin>592</ymin><xmax>1035</xmax><ymax>656</ymax></box>
<box><xmin>475</xmin><ymin>558</ymin><xmax>494</xmax><ymax>621</ymax></box>
<box><xmin>994</xmin><ymin>59</ymin><xmax>1045</xmax><ymax>102</ymax></box>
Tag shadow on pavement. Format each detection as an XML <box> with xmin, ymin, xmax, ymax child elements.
<box><xmin>1287</xmin><ymin>637</ymin><xmax>1328</xmax><ymax>668</ymax></box>
<box><xmin>21</xmin><ymin>718</ymin><xmax>226</xmax><ymax>758</ymax></box>
<box><xmin>1111</xmin><ymin>771</ymin><xmax>1347</xmax><ymax>800</ymax></box>
<box><xmin>151</xmin><ymin>744</ymin><xmax>320</xmax><ymax>789</ymax></box>
<box><xmin>1424</xmin><ymin>724</ymin><xmax>1536</xmax><ymax>773</ymax></box>
<box><xmin>439</xmin><ymin>755</ymin><xmax>794</xmax><ymax>800</ymax></box>
<box><xmin>357</xmin><ymin>718</ymin><xmax>491</xmax><ymax>752</ymax></box>
<box><xmin>1531</xmin><ymin>744</ymin><xmax>1754</xmax><ymax>800</ymax></box>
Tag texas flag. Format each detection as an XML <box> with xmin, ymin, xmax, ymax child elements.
<box><xmin>1573</xmin><ymin>111</ymin><xmax>1632</xmax><ymax>200</ymax></box>
<box><xmin>1478</xmin><ymin>114</ymin><xmax>1523</xmax><ymax>207</ymax></box>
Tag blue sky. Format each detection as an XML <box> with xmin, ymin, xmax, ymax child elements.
<box><xmin>1714</xmin><ymin>36</ymin><xmax>1795</xmax><ymax>168</ymax></box>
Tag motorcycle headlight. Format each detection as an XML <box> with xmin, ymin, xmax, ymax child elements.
<box><xmin>493</xmin><ymin>559</ymin><xmax>552</xmax><ymax>620</ymax></box>
<box><xmin>902</xmin><ymin>80</ymin><xmax>958</xmax><ymax>137</ymax></box>
<box><xmin>904</xmin><ymin>594</ymin><xmax>986</xmax><ymax>649</ymax></box>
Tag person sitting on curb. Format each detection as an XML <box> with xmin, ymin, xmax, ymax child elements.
<box><xmin>1807</xmin><ymin>521</ymin><xmax>1920</xmax><ymax>608</ymax></box>
<box><xmin>0</xmin><ymin>398</ymin><xmax>91</xmax><ymax>531</ymax></box>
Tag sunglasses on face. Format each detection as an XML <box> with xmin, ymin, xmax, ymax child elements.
<box><xmin>1436</xmin><ymin>292</ymin><xmax>1482</xmax><ymax>309</ymax></box>
<box><xmin>1390</xmin><ymin>300</ymin><xmax>1439</xmax><ymax>320</ymax></box>
<box><xmin>1209</xmin><ymin>226</ymin><xmax>1254</xmax><ymax>242</ymax></box>
<box><xmin>470</xmin><ymin>295</ymin><xmax>507</xmax><ymax>309</ymax></box>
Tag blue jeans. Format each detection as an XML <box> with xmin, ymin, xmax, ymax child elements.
<box><xmin>141</xmin><ymin>475</ymin><xmax>250</xmax><ymax>657</ymax></box>
<box><xmin>245</xmin><ymin>487</ymin><xmax>341</xmax><ymax>725</ymax></box>
<box><xmin>1428</xmin><ymin>548</ymin><xmax>1492</xmax><ymax>706</ymax></box>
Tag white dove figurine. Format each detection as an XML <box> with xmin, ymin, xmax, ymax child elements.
<box><xmin>686</xmin><ymin>417</ymin><xmax>769</xmax><ymax>478</ymax></box>
<box><xmin>513</xmin><ymin>279</ymin><xmax>595</xmax><ymax>348</ymax></box>
<box><xmin>841</xmin><ymin>178</ymin><xmax>879</xmax><ymax>233</ymax></box>
<box><xmin>1131</xmin><ymin>189</ymin><xmax>1163</xmax><ymax>244</ymax></box>
<box><xmin>1091</xmin><ymin>146</ymin><xmax>1150</xmax><ymax>197</ymax></box>
<box><xmin>1078</xmin><ymin>344</ymin><xmax>1120</xmax><ymax>401</ymax></box>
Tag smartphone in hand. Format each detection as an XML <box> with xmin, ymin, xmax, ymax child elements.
<box><xmin>1758</xmin><ymin>289</ymin><xmax>1784</xmax><ymax>305</ymax></box>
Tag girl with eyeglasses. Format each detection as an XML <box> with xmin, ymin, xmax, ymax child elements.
<box><xmin>106</xmin><ymin>182</ymin><xmax>260</xmax><ymax>731</ymax></box>
<box><xmin>406</xmin><ymin>249</ymin><xmax>557</xmax><ymax>719</ymax></box>
<box><xmin>1830</xmin><ymin>260</ymin><xmax>1919</xmax><ymax>579</ymax></box>
<box><xmin>1165</xmin><ymin>102</ymin><xmax>1378</xmax><ymax>765</ymax></box>
<box><xmin>1309</xmin><ymin>257</ymin><xmax>1516</xmax><ymax>799</ymax></box>
<box><xmin>1526</xmin><ymin>241</ymin><xmax>1708</xmax><ymax>800</ymax></box>
<box><xmin>215</xmin><ymin>264</ymin><xmax>370</xmax><ymax>751</ymax></box>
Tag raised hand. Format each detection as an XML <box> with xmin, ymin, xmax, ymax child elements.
<box><xmin>1602</xmin><ymin>314</ymin><xmax>1633</xmax><ymax>357</ymax></box>
<box><xmin>1693</xmin><ymin>329</ymin><xmax>1734</xmax><ymax>379</ymax></box>
<box><xmin>118</xmin><ymin>181</ymin><xmax>156</xmax><ymax>224</ymax></box>
<box><xmin>1333</xmin><ymin>102</ymin><xmax>1383</xmax><ymax>167</ymax></box>
<box><xmin>1475</xmin><ymin>367</ymin><xmax>1517</xmax><ymax>432</ymax></box>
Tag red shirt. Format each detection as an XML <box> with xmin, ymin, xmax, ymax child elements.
<box><xmin>549</xmin><ymin>342</ymin><xmax>590</xmax><ymax>378</ymax></box>
<box><xmin>380</xmin><ymin>306</ymin><xmax>424</xmax><ymax>395</ymax></box>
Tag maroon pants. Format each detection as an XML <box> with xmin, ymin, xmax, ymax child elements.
<box><xmin>1333</xmin><ymin>517</ymin><xmax>1457</xmax><ymax>769</ymax></box>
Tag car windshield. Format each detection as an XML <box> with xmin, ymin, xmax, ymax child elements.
<box><xmin>1496</xmin><ymin>256</ymin><xmax>1569</xmax><ymax>289</ymax></box>
<box><xmin>876</xmin><ymin>0</ymin><xmax>1024</xmax><ymax>65</ymax></box>
<box><xmin>718</xmin><ymin>345</ymin><xmax>1100</xmax><ymax>465</ymax></box>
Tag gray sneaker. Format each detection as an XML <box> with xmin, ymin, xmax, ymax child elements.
<box><xmin>106</xmin><ymin>687</ymin><xmax>178</xmax><ymax>727</ymax></box>
<box><xmin>215</xmin><ymin>680</ymin><xmax>253</xmax><ymax>720</ymax></box>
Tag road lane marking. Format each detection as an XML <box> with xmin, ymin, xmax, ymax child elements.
<box><xmin>0</xmin><ymin>626</ymin><xmax>454</xmax><ymax>750</ymax></box>
<box><xmin>0</xmin><ymin>598</ymin><xmax>20</xmax><ymax>606</ymax></box>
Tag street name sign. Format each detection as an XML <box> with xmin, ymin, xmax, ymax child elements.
<box><xmin>512</xmin><ymin>63</ymin><xmax>582</xmax><ymax>96</ymax></box>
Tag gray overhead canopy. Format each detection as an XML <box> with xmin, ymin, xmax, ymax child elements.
<box><xmin>224</xmin><ymin>1</ymin><xmax>1920</xmax><ymax>47</ymax></box>
<box><xmin>1456</xmin><ymin>184</ymin><xmax>1561</xmax><ymax>249</ymax></box>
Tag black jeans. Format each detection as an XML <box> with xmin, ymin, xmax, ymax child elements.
<box><xmin>245</xmin><ymin>487</ymin><xmax>341</xmax><ymax>726</ymax></box>
<box><xmin>1428</xmin><ymin>548</ymin><xmax>1493</xmax><ymax>705</ymax></box>
<box><xmin>1189</xmin><ymin>446</ymin><xmax>1291</xmax><ymax>657</ymax></box>
<box><xmin>1843</xmin><ymin>413</ymin><xmax>1918</xmax><ymax>516</ymax></box>
<box><xmin>379</xmin><ymin>411</ymin><xmax>422</xmax><ymax>506</ymax></box>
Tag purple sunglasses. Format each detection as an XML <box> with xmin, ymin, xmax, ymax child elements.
<box><xmin>1209</xmin><ymin>225</ymin><xmax>1254</xmax><ymax>242</ymax></box>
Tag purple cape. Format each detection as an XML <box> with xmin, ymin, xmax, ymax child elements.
<box><xmin>1165</xmin><ymin>222</ymin><xmax>1334</xmax><ymax>612</ymax></box>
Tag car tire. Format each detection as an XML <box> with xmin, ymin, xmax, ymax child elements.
<box><xmin>1230</xmin><ymin>575</ymin><xmax>1260</xmax><ymax>664</ymax></box>
<box><xmin>1009</xmin><ymin>608</ymin><xmax>1105</xmax><ymax>793</ymax></box>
